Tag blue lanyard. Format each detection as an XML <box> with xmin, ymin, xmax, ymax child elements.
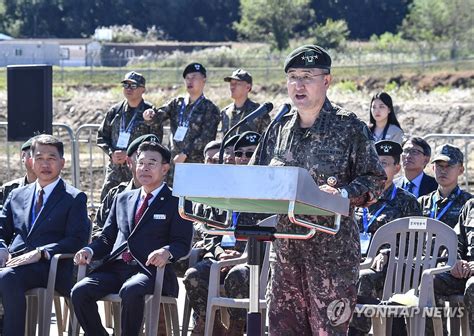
<box><xmin>120</xmin><ymin>106</ymin><xmax>139</xmax><ymax>133</ymax></box>
<box><xmin>232</xmin><ymin>212</ymin><xmax>240</xmax><ymax>228</ymax></box>
<box><xmin>429</xmin><ymin>188</ymin><xmax>461</xmax><ymax>219</ymax></box>
<box><xmin>362</xmin><ymin>185</ymin><xmax>397</xmax><ymax>233</ymax></box>
<box><xmin>178</xmin><ymin>95</ymin><xmax>204</xmax><ymax>127</ymax></box>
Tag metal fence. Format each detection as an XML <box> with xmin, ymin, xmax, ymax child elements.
<box><xmin>0</xmin><ymin>122</ymin><xmax>472</xmax><ymax>211</ymax></box>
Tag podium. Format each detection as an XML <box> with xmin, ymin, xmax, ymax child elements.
<box><xmin>173</xmin><ymin>164</ymin><xmax>350</xmax><ymax>335</ymax></box>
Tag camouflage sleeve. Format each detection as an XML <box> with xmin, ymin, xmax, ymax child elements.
<box><xmin>220</xmin><ymin>108</ymin><xmax>230</xmax><ymax>135</ymax></box>
<box><xmin>455</xmin><ymin>200</ymin><xmax>471</xmax><ymax>260</ymax></box>
<box><xmin>345</xmin><ymin>122</ymin><xmax>386</xmax><ymax>207</ymax></box>
<box><xmin>97</xmin><ymin>105</ymin><xmax>117</xmax><ymax>155</ymax></box>
<box><xmin>183</xmin><ymin>102</ymin><xmax>220</xmax><ymax>155</ymax></box>
<box><xmin>404</xmin><ymin>197</ymin><xmax>423</xmax><ymax>217</ymax></box>
<box><xmin>152</xmin><ymin>98</ymin><xmax>175</xmax><ymax>126</ymax></box>
<box><xmin>257</xmin><ymin>114</ymin><xmax>271</xmax><ymax>135</ymax></box>
<box><xmin>417</xmin><ymin>195</ymin><xmax>430</xmax><ymax>216</ymax></box>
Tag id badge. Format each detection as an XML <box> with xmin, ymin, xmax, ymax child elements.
<box><xmin>221</xmin><ymin>234</ymin><xmax>236</xmax><ymax>247</ymax></box>
<box><xmin>360</xmin><ymin>232</ymin><xmax>372</xmax><ymax>255</ymax></box>
<box><xmin>174</xmin><ymin>126</ymin><xmax>188</xmax><ymax>142</ymax></box>
<box><xmin>116</xmin><ymin>131</ymin><xmax>131</xmax><ymax>149</ymax></box>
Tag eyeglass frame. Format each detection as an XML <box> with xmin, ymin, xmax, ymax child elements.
<box><xmin>122</xmin><ymin>82</ymin><xmax>143</xmax><ymax>90</ymax></box>
<box><xmin>234</xmin><ymin>150</ymin><xmax>255</xmax><ymax>158</ymax></box>
<box><xmin>286</xmin><ymin>72</ymin><xmax>328</xmax><ymax>85</ymax></box>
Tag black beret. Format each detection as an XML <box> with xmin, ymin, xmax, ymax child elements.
<box><xmin>284</xmin><ymin>45</ymin><xmax>332</xmax><ymax>73</ymax></box>
<box><xmin>121</xmin><ymin>71</ymin><xmax>146</xmax><ymax>87</ymax></box>
<box><xmin>183</xmin><ymin>62</ymin><xmax>206</xmax><ymax>78</ymax></box>
<box><xmin>127</xmin><ymin>134</ymin><xmax>160</xmax><ymax>157</ymax></box>
<box><xmin>234</xmin><ymin>131</ymin><xmax>261</xmax><ymax>150</ymax></box>
<box><xmin>21</xmin><ymin>137</ymin><xmax>33</xmax><ymax>151</ymax></box>
<box><xmin>224</xmin><ymin>134</ymin><xmax>240</xmax><ymax>149</ymax></box>
<box><xmin>375</xmin><ymin>140</ymin><xmax>403</xmax><ymax>158</ymax></box>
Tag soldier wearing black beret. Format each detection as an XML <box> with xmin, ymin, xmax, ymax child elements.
<box><xmin>0</xmin><ymin>137</ymin><xmax>37</xmax><ymax>209</ymax></box>
<box><xmin>234</xmin><ymin>131</ymin><xmax>260</xmax><ymax>165</ymax></box>
<box><xmin>143</xmin><ymin>62</ymin><xmax>220</xmax><ymax>185</ymax></box>
<box><xmin>250</xmin><ymin>45</ymin><xmax>386</xmax><ymax>334</ymax></box>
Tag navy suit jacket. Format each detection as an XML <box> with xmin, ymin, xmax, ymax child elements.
<box><xmin>0</xmin><ymin>179</ymin><xmax>91</xmax><ymax>294</ymax></box>
<box><xmin>88</xmin><ymin>184</ymin><xmax>193</xmax><ymax>297</ymax></box>
<box><xmin>394</xmin><ymin>173</ymin><xmax>438</xmax><ymax>198</ymax></box>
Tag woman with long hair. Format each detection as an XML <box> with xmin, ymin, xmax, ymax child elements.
<box><xmin>369</xmin><ymin>92</ymin><xmax>404</xmax><ymax>143</ymax></box>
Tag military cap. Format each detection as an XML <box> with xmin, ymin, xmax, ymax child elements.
<box><xmin>284</xmin><ymin>45</ymin><xmax>332</xmax><ymax>73</ymax></box>
<box><xmin>127</xmin><ymin>134</ymin><xmax>160</xmax><ymax>157</ymax></box>
<box><xmin>224</xmin><ymin>68</ymin><xmax>253</xmax><ymax>85</ymax></box>
<box><xmin>21</xmin><ymin>138</ymin><xmax>34</xmax><ymax>151</ymax></box>
<box><xmin>431</xmin><ymin>144</ymin><xmax>464</xmax><ymax>165</ymax></box>
<box><xmin>121</xmin><ymin>71</ymin><xmax>146</xmax><ymax>87</ymax></box>
<box><xmin>137</xmin><ymin>141</ymin><xmax>171</xmax><ymax>164</ymax></box>
<box><xmin>375</xmin><ymin>140</ymin><xmax>403</xmax><ymax>158</ymax></box>
<box><xmin>234</xmin><ymin>131</ymin><xmax>261</xmax><ymax>150</ymax></box>
<box><xmin>224</xmin><ymin>135</ymin><xmax>240</xmax><ymax>149</ymax></box>
<box><xmin>203</xmin><ymin>140</ymin><xmax>222</xmax><ymax>156</ymax></box>
<box><xmin>183</xmin><ymin>62</ymin><xmax>206</xmax><ymax>78</ymax></box>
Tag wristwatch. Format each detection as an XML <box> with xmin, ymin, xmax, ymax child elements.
<box><xmin>36</xmin><ymin>247</ymin><xmax>47</xmax><ymax>260</ymax></box>
<box><xmin>338</xmin><ymin>188</ymin><xmax>349</xmax><ymax>198</ymax></box>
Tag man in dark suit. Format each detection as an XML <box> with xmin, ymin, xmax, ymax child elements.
<box><xmin>0</xmin><ymin>134</ymin><xmax>90</xmax><ymax>335</ymax></box>
<box><xmin>71</xmin><ymin>141</ymin><xmax>193</xmax><ymax>336</ymax></box>
<box><xmin>394</xmin><ymin>136</ymin><xmax>438</xmax><ymax>197</ymax></box>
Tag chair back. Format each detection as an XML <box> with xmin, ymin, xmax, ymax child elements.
<box><xmin>366</xmin><ymin>217</ymin><xmax>458</xmax><ymax>301</ymax></box>
<box><xmin>259</xmin><ymin>242</ymin><xmax>272</xmax><ymax>298</ymax></box>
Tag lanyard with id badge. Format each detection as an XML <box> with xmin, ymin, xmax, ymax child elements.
<box><xmin>116</xmin><ymin>107</ymin><xmax>140</xmax><ymax>149</ymax></box>
<box><xmin>429</xmin><ymin>188</ymin><xmax>461</xmax><ymax>220</ymax></box>
<box><xmin>360</xmin><ymin>185</ymin><xmax>397</xmax><ymax>254</ymax></box>
<box><xmin>174</xmin><ymin>95</ymin><xmax>204</xmax><ymax>142</ymax></box>
<box><xmin>221</xmin><ymin>212</ymin><xmax>240</xmax><ymax>247</ymax></box>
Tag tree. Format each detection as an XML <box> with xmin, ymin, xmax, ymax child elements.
<box><xmin>309</xmin><ymin>18</ymin><xmax>350</xmax><ymax>50</ymax></box>
<box><xmin>234</xmin><ymin>0</ymin><xmax>315</xmax><ymax>50</ymax></box>
<box><xmin>401</xmin><ymin>0</ymin><xmax>474</xmax><ymax>58</ymax></box>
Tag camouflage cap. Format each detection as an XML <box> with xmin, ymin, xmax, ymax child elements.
<box><xmin>431</xmin><ymin>144</ymin><xmax>464</xmax><ymax>165</ymax></box>
<box><xmin>284</xmin><ymin>45</ymin><xmax>331</xmax><ymax>73</ymax></box>
<box><xmin>234</xmin><ymin>131</ymin><xmax>261</xmax><ymax>150</ymax></box>
<box><xmin>224</xmin><ymin>68</ymin><xmax>253</xmax><ymax>85</ymax></box>
<box><xmin>127</xmin><ymin>134</ymin><xmax>160</xmax><ymax>157</ymax></box>
<box><xmin>21</xmin><ymin>137</ymin><xmax>34</xmax><ymax>151</ymax></box>
<box><xmin>121</xmin><ymin>71</ymin><xmax>146</xmax><ymax>87</ymax></box>
<box><xmin>224</xmin><ymin>134</ymin><xmax>240</xmax><ymax>149</ymax></box>
<box><xmin>183</xmin><ymin>62</ymin><xmax>206</xmax><ymax>78</ymax></box>
<box><xmin>203</xmin><ymin>139</ymin><xmax>222</xmax><ymax>156</ymax></box>
<box><xmin>375</xmin><ymin>140</ymin><xmax>403</xmax><ymax>158</ymax></box>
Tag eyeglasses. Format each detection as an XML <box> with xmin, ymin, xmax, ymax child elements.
<box><xmin>402</xmin><ymin>148</ymin><xmax>425</xmax><ymax>156</ymax></box>
<box><xmin>234</xmin><ymin>151</ymin><xmax>254</xmax><ymax>158</ymax></box>
<box><xmin>286</xmin><ymin>73</ymin><xmax>327</xmax><ymax>85</ymax></box>
<box><xmin>122</xmin><ymin>82</ymin><xmax>140</xmax><ymax>90</ymax></box>
<box><xmin>136</xmin><ymin>160</ymin><xmax>163</xmax><ymax>169</ymax></box>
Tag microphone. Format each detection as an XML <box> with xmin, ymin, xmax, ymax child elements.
<box><xmin>218</xmin><ymin>102</ymin><xmax>274</xmax><ymax>164</ymax></box>
<box><xmin>273</xmin><ymin>103</ymin><xmax>291</xmax><ymax>122</ymax></box>
<box><xmin>257</xmin><ymin>103</ymin><xmax>292</xmax><ymax>165</ymax></box>
<box><xmin>240</xmin><ymin>102</ymin><xmax>274</xmax><ymax>125</ymax></box>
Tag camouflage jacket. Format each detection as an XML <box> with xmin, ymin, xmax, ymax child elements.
<box><xmin>97</xmin><ymin>99</ymin><xmax>163</xmax><ymax>156</ymax></box>
<box><xmin>0</xmin><ymin>175</ymin><xmax>30</xmax><ymax>210</ymax></box>
<box><xmin>152</xmin><ymin>95</ymin><xmax>220</xmax><ymax>163</ymax></box>
<box><xmin>92</xmin><ymin>179</ymin><xmax>138</xmax><ymax>238</ymax></box>
<box><xmin>455</xmin><ymin>199</ymin><xmax>474</xmax><ymax>261</ymax></box>
<box><xmin>355</xmin><ymin>184</ymin><xmax>422</xmax><ymax>235</ymax></box>
<box><xmin>418</xmin><ymin>186</ymin><xmax>472</xmax><ymax>228</ymax></box>
<box><xmin>220</xmin><ymin>98</ymin><xmax>271</xmax><ymax>136</ymax></box>
<box><xmin>251</xmin><ymin>98</ymin><xmax>386</xmax><ymax>265</ymax></box>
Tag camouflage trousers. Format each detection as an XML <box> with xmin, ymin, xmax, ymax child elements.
<box><xmin>349</xmin><ymin>268</ymin><xmax>385</xmax><ymax>333</ymax></box>
<box><xmin>267</xmin><ymin>260</ymin><xmax>357</xmax><ymax>336</ymax></box>
<box><xmin>100</xmin><ymin>162</ymin><xmax>131</xmax><ymax>201</ymax></box>
<box><xmin>183</xmin><ymin>258</ymin><xmax>249</xmax><ymax>324</ymax></box>
<box><xmin>425</xmin><ymin>272</ymin><xmax>474</xmax><ymax>335</ymax></box>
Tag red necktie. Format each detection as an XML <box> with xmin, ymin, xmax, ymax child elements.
<box><xmin>122</xmin><ymin>193</ymin><xmax>153</xmax><ymax>263</ymax></box>
<box><xmin>33</xmin><ymin>189</ymin><xmax>44</xmax><ymax>222</ymax></box>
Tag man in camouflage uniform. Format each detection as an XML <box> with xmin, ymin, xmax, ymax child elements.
<box><xmin>250</xmin><ymin>45</ymin><xmax>386</xmax><ymax>335</ymax></box>
<box><xmin>92</xmin><ymin>134</ymin><xmax>160</xmax><ymax>239</ymax></box>
<box><xmin>0</xmin><ymin>138</ymin><xmax>36</xmax><ymax>209</ymax></box>
<box><xmin>418</xmin><ymin>144</ymin><xmax>472</xmax><ymax>229</ymax></box>
<box><xmin>348</xmin><ymin>140</ymin><xmax>422</xmax><ymax>335</ymax></box>
<box><xmin>143</xmin><ymin>63</ymin><xmax>220</xmax><ymax>185</ymax></box>
<box><xmin>97</xmin><ymin>71</ymin><xmax>163</xmax><ymax>201</ymax></box>
<box><xmin>419</xmin><ymin>144</ymin><xmax>472</xmax><ymax>335</ymax></box>
<box><xmin>220</xmin><ymin>69</ymin><xmax>270</xmax><ymax>136</ymax></box>
<box><xmin>183</xmin><ymin>132</ymin><xmax>264</xmax><ymax>336</ymax></box>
